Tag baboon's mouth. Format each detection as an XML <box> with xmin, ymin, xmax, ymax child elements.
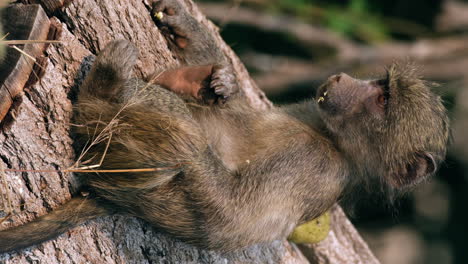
<box><xmin>317</xmin><ymin>86</ymin><xmax>329</xmax><ymax>104</ymax></box>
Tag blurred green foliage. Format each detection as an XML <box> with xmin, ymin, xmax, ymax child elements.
<box><xmin>205</xmin><ymin>0</ymin><xmax>442</xmax><ymax>43</ymax></box>
<box><xmin>270</xmin><ymin>0</ymin><xmax>389</xmax><ymax>43</ymax></box>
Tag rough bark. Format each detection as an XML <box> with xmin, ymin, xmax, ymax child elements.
<box><xmin>0</xmin><ymin>4</ymin><xmax>51</xmax><ymax>126</ymax></box>
<box><xmin>0</xmin><ymin>1</ymin><xmax>378</xmax><ymax>263</ymax></box>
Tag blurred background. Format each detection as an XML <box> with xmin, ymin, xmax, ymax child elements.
<box><xmin>197</xmin><ymin>0</ymin><xmax>468</xmax><ymax>263</ymax></box>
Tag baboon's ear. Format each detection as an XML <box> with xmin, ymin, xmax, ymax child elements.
<box><xmin>390</xmin><ymin>152</ymin><xmax>436</xmax><ymax>188</ymax></box>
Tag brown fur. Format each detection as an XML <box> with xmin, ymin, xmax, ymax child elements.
<box><xmin>0</xmin><ymin>0</ymin><xmax>449</xmax><ymax>253</ymax></box>
<box><xmin>0</xmin><ymin>197</ymin><xmax>106</xmax><ymax>253</ymax></box>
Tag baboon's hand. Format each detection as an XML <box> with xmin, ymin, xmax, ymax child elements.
<box><xmin>206</xmin><ymin>64</ymin><xmax>239</xmax><ymax>105</ymax></box>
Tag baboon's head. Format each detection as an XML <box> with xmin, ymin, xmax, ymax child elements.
<box><xmin>317</xmin><ymin>64</ymin><xmax>449</xmax><ymax>189</ymax></box>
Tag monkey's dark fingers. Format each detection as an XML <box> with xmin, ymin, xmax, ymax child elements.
<box><xmin>213</xmin><ymin>74</ymin><xmax>237</xmax><ymax>89</ymax></box>
<box><xmin>214</xmin><ymin>90</ymin><xmax>229</xmax><ymax>105</ymax></box>
<box><xmin>210</xmin><ymin>78</ymin><xmax>223</xmax><ymax>87</ymax></box>
<box><xmin>210</xmin><ymin>65</ymin><xmax>239</xmax><ymax>100</ymax></box>
<box><xmin>214</xmin><ymin>85</ymin><xmax>232</xmax><ymax>98</ymax></box>
<box><xmin>209</xmin><ymin>80</ymin><xmax>236</xmax><ymax>105</ymax></box>
<box><xmin>211</xmin><ymin>80</ymin><xmax>229</xmax><ymax>94</ymax></box>
<box><xmin>212</xmin><ymin>64</ymin><xmax>236</xmax><ymax>79</ymax></box>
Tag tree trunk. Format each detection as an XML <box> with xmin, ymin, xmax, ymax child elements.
<box><xmin>0</xmin><ymin>1</ymin><xmax>379</xmax><ymax>263</ymax></box>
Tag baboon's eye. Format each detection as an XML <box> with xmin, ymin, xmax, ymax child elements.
<box><xmin>375</xmin><ymin>78</ymin><xmax>389</xmax><ymax>108</ymax></box>
<box><xmin>377</xmin><ymin>94</ymin><xmax>388</xmax><ymax>107</ymax></box>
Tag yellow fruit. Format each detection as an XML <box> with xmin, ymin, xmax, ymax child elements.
<box><xmin>288</xmin><ymin>211</ymin><xmax>330</xmax><ymax>244</ymax></box>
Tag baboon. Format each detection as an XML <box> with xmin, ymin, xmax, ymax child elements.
<box><xmin>0</xmin><ymin>0</ymin><xmax>449</xmax><ymax>253</ymax></box>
